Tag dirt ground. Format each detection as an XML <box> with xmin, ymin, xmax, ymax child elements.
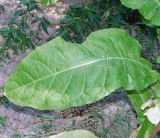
<box><xmin>0</xmin><ymin>0</ymin><xmax>137</xmax><ymax>137</ymax></box>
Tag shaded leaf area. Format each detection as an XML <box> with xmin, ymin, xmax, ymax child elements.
<box><xmin>120</xmin><ymin>0</ymin><xmax>160</xmax><ymax>26</ymax></box>
<box><xmin>4</xmin><ymin>29</ymin><xmax>158</xmax><ymax>110</ymax></box>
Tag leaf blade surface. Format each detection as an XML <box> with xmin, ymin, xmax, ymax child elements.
<box><xmin>4</xmin><ymin>29</ymin><xmax>158</xmax><ymax>110</ymax></box>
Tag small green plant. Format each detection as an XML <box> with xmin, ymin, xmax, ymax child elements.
<box><xmin>39</xmin><ymin>0</ymin><xmax>58</xmax><ymax>6</ymax></box>
<box><xmin>0</xmin><ymin>116</ymin><xmax>7</xmax><ymax>127</ymax></box>
<box><xmin>0</xmin><ymin>44</ymin><xmax>8</xmax><ymax>62</ymax></box>
<box><xmin>11</xmin><ymin>133</ymin><xmax>21</xmax><ymax>138</ymax></box>
<box><xmin>96</xmin><ymin>128</ymin><xmax>108</xmax><ymax>138</ymax></box>
<box><xmin>0</xmin><ymin>97</ymin><xmax>12</xmax><ymax>108</ymax></box>
<box><xmin>39</xmin><ymin>123</ymin><xmax>52</xmax><ymax>134</ymax></box>
<box><xmin>0</xmin><ymin>0</ymin><xmax>51</xmax><ymax>59</ymax></box>
<box><xmin>0</xmin><ymin>4</ymin><xmax>5</xmax><ymax>15</ymax></box>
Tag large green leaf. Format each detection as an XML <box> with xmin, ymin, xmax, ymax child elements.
<box><xmin>4</xmin><ymin>29</ymin><xmax>158</xmax><ymax>110</ymax></box>
<box><xmin>120</xmin><ymin>0</ymin><xmax>160</xmax><ymax>26</ymax></box>
<box><xmin>48</xmin><ymin>130</ymin><xmax>98</xmax><ymax>138</ymax></box>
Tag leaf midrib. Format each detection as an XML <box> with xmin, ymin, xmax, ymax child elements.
<box><xmin>8</xmin><ymin>57</ymin><xmax>151</xmax><ymax>93</ymax></box>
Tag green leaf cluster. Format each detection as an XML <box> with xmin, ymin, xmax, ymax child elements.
<box><xmin>0</xmin><ymin>0</ymin><xmax>51</xmax><ymax>60</ymax></box>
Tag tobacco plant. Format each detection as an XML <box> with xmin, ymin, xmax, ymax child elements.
<box><xmin>119</xmin><ymin>0</ymin><xmax>160</xmax><ymax>137</ymax></box>
<box><xmin>4</xmin><ymin>28</ymin><xmax>160</xmax><ymax>137</ymax></box>
<box><xmin>3</xmin><ymin>0</ymin><xmax>160</xmax><ymax>137</ymax></box>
